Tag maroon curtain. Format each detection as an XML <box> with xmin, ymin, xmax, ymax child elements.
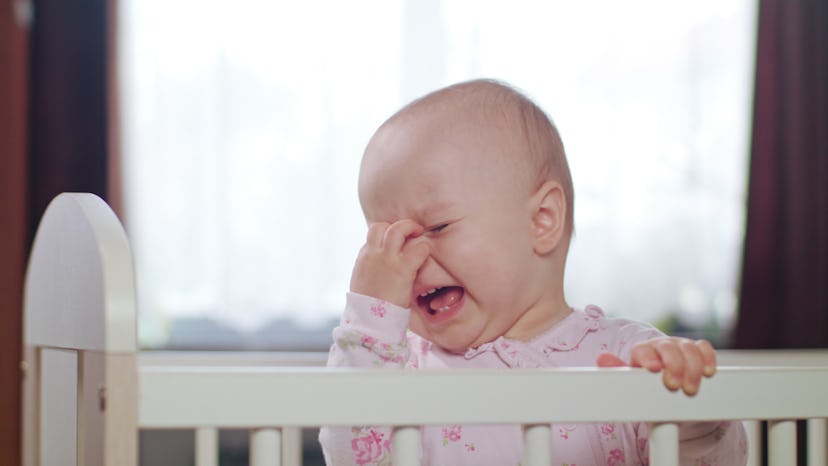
<box><xmin>734</xmin><ymin>0</ymin><xmax>828</xmax><ymax>349</ymax></box>
<box><xmin>0</xmin><ymin>1</ymin><xmax>30</xmax><ymax>462</ymax></box>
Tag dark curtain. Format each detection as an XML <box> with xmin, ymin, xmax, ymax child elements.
<box><xmin>0</xmin><ymin>1</ymin><xmax>30</xmax><ymax>462</ymax></box>
<box><xmin>28</xmin><ymin>0</ymin><xmax>111</xmax><ymax>234</ymax></box>
<box><xmin>0</xmin><ymin>1</ymin><xmax>111</xmax><ymax>464</ymax></box>
<box><xmin>734</xmin><ymin>0</ymin><xmax>828</xmax><ymax>349</ymax></box>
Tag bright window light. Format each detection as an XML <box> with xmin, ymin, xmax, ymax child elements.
<box><xmin>119</xmin><ymin>0</ymin><xmax>756</xmax><ymax>349</ymax></box>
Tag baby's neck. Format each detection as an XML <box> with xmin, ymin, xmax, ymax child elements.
<box><xmin>502</xmin><ymin>300</ymin><xmax>573</xmax><ymax>343</ymax></box>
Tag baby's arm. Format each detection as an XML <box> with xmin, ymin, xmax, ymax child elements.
<box><xmin>596</xmin><ymin>337</ymin><xmax>716</xmax><ymax>396</ymax></box>
<box><xmin>320</xmin><ymin>221</ymin><xmax>429</xmax><ymax>466</ymax></box>
<box><xmin>328</xmin><ymin>219</ymin><xmax>429</xmax><ymax>367</ymax></box>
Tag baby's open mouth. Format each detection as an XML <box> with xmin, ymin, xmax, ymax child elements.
<box><xmin>417</xmin><ymin>286</ymin><xmax>464</xmax><ymax>315</ymax></box>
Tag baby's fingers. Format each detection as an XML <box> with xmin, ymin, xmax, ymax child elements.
<box><xmin>383</xmin><ymin>219</ymin><xmax>424</xmax><ymax>252</ymax></box>
<box><xmin>696</xmin><ymin>339</ymin><xmax>717</xmax><ymax>377</ymax></box>
<box><xmin>629</xmin><ymin>343</ymin><xmax>663</xmax><ymax>372</ymax></box>
<box><xmin>401</xmin><ymin>236</ymin><xmax>430</xmax><ymax>269</ymax></box>
<box><xmin>676</xmin><ymin>339</ymin><xmax>705</xmax><ymax>396</ymax></box>
<box><xmin>365</xmin><ymin>222</ymin><xmax>390</xmax><ymax>247</ymax></box>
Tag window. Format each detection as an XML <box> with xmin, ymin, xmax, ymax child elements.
<box><xmin>120</xmin><ymin>0</ymin><xmax>756</xmax><ymax>349</ymax></box>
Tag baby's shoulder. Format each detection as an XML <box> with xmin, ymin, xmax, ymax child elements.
<box><xmin>578</xmin><ymin>305</ymin><xmax>664</xmax><ymax>351</ymax></box>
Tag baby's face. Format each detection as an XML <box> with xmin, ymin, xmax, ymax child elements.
<box><xmin>359</xmin><ymin>114</ymin><xmax>552</xmax><ymax>352</ymax></box>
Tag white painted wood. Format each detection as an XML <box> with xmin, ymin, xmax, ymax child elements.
<box><xmin>767</xmin><ymin>420</ymin><xmax>797</xmax><ymax>466</ymax></box>
<box><xmin>40</xmin><ymin>348</ymin><xmax>78</xmax><ymax>466</ymax></box>
<box><xmin>808</xmin><ymin>418</ymin><xmax>827</xmax><ymax>466</ymax></box>
<box><xmin>251</xmin><ymin>428</ymin><xmax>281</xmax><ymax>466</ymax></box>
<box><xmin>138</xmin><ymin>366</ymin><xmax>828</xmax><ymax>427</ymax></box>
<box><xmin>718</xmin><ymin>349</ymin><xmax>828</xmax><ymax>366</ymax></box>
<box><xmin>23</xmin><ymin>193</ymin><xmax>139</xmax><ymax>466</ymax></box>
<box><xmin>21</xmin><ymin>346</ymin><xmax>38</xmax><ymax>466</ymax></box>
<box><xmin>195</xmin><ymin>428</ymin><xmax>218</xmax><ymax>466</ymax></box>
<box><xmin>24</xmin><ymin>192</ymin><xmax>136</xmax><ymax>352</ymax></box>
<box><xmin>743</xmin><ymin>420</ymin><xmax>761</xmax><ymax>466</ymax></box>
<box><xmin>139</xmin><ymin>351</ymin><xmax>327</xmax><ymax>367</ymax></box>
<box><xmin>391</xmin><ymin>426</ymin><xmax>419</xmax><ymax>466</ymax></box>
<box><xmin>522</xmin><ymin>424</ymin><xmax>551</xmax><ymax>466</ymax></box>
<box><xmin>649</xmin><ymin>423</ymin><xmax>679</xmax><ymax>466</ymax></box>
<box><xmin>102</xmin><ymin>353</ymin><xmax>138</xmax><ymax>465</ymax></box>
<box><xmin>281</xmin><ymin>427</ymin><xmax>302</xmax><ymax>466</ymax></box>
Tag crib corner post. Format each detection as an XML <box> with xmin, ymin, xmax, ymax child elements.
<box><xmin>20</xmin><ymin>345</ymin><xmax>39</xmax><ymax>466</ymax></box>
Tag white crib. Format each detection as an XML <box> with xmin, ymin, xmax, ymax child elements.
<box><xmin>20</xmin><ymin>193</ymin><xmax>828</xmax><ymax>466</ymax></box>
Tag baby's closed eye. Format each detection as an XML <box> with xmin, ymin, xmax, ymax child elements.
<box><xmin>426</xmin><ymin>223</ymin><xmax>449</xmax><ymax>234</ymax></box>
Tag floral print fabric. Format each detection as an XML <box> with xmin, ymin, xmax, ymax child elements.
<box><xmin>318</xmin><ymin>293</ymin><xmax>748</xmax><ymax>465</ymax></box>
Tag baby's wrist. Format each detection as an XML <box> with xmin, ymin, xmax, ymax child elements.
<box><xmin>344</xmin><ymin>292</ymin><xmax>411</xmax><ymax>339</ymax></box>
<box><xmin>349</xmin><ymin>282</ymin><xmax>411</xmax><ymax>309</ymax></box>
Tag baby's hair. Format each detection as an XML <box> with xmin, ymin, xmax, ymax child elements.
<box><xmin>383</xmin><ymin>79</ymin><xmax>575</xmax><ymax>237</ymax></box>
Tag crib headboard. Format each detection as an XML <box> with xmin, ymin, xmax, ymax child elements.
<box><xmin>21</xmin><ymin>193</ymin><xmax>138</xmax><ymax>466</ymax></box>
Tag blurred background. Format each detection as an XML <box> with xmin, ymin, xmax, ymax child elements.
<box><xmin>119</xmin><ymin>0</ymin><xmax>755</xmax><ymax>351</ymax></box>
<box><xmin>2</xmin><ymin>0</ymin><xmax>826</xmax><ymax>464</ymax></box>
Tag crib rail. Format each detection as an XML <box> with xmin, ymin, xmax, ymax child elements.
<box><xmin>138</xmin><ymin>365</ymin><xmax>828</xmax><ymax>466</ymax></box>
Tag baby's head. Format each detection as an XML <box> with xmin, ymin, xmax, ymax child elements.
<box><xmin>359</xmin><ymin>79</ymin><xmax>575</xmax><ymax>352</ymax></box>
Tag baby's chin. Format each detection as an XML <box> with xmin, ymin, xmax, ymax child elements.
<box><xmin>408</xmin><ymin>319</ymin><xmax>488</xmax><ymax>354</ymax></box>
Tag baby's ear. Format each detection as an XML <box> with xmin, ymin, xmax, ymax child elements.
<box><xmin>530</xmin><ymin>181</ymin><xmax>567</xmax><ymax>255</ymax></box>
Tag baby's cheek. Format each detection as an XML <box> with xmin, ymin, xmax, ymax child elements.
<box><xmin>407</xmin><ymin>314</ymin><xmax>428</xmax><ymax>338</ymax></box>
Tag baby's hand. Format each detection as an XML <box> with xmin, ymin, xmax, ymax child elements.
<box><xmin>596</xmin><ymin>337</ymin><xmax>717</xmax><ymax>396</ymax></box>
<box><xmin>350</xmin><ymin>220</ymin><xmax>430</xmax><ymax>309</ymax></box>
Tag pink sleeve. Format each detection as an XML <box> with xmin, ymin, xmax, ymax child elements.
<box><xmin>319</xmin><ymin>292</ymin><xmax>417</xmax><ymax>465</ymax></box>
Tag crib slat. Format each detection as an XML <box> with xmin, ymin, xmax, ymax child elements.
<box><xmin>195</xmin><ymin>427</ymin><xmax>218</xmax><ymax>466</ymax></box>
<box><xmin>40</xmin><ymin>348</ymin><xmax>79</xmax><ymax>466</ymax></box>
<box><xmin>768</xmin><ymin>420</ymin><xmax>797</xmax><ymax>465</ymax></box>
<box><xmin>649</xmin><ymin>422</ymin><xmax>679</xmax><ymax>466</ymax></box>
<box><xmin>743</xmin><ymin>420</ymin><xmax>761</xmax><ymax>466</ymax></box>
<box><xmin>522</xmin><ymin>424</ymin><xmax>551</xmax><ymax>466</ymax></box>
<box><xmin>281</xmin><ymin>427</ymin><xmax>302</xmax><ymax>466</ymax></box>
<box><xmin>251</xmin><ymin>428</ymin><xmax>281</xmax><ymax>466</ymax></box>
<box><xmin>392</xmin><ymin>426</ymin><xmax>420</xmax><ymax>466</ymax></box>
<box><xmin>808</xmin><ymin>418</ymin><xmax>827</xmax><ymax>466</ymax></box>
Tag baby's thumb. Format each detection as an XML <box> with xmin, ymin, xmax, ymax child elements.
<box><xmin>596</xmin><ymin>352</ymin><xmax>628</xmax><ymax>368</ymax></box>
<box><xmin>403</xmin><ymin>239</ymin><xmax>430</xmax><ymax>267</ymax></box>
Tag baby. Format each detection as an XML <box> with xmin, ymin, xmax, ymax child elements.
<box><xmin>319</xmin><ymin>79</ymin><xmax>747</xmax><ymax>465</ymax></box>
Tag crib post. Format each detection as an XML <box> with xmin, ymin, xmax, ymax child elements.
<box><xmin>649</xmin><ymin>422</ymin><xmax>679</xmax><ymax>466</ymax></box>
<box><xmin>768</xmin><ymin>419</ymin><xmax>797</xmax><ymax>465</ymax></box>
<box><xmin>195</xmin><ymin>427</ymin><xmax>219</xmax><ymax>466</ymax></box>
<box><xmin>21</xmin><ymin>346</ymin><xmax>39</xmax><ymax>466</ymax></box>
<box><xmin>79</xmin><ymin>350</ymin><xmax>138</xmax><ymax>466</ymax></box>
<box><xmin>392</xmin><ymin>426</ymin><xmax>420</xmax><ymax>466</ymax></box>
<box><xmin>22</xmin><ymin>193</ymin><xmax>139</xmax><ymax>466</ymax></box>
<box><xmin>522</xmin><ymin>424</ymin><xmax>551</xmax><ymax>466</ymax></box>
<box><xmin>39</xmin><ymin>348</ymin><xmax>79</xmax><ymax>465</ymax></box>
<box><xmin>808</xmin><ymin>418</ymin><xmax>827</xmax><ymax>466</ymax></box>
<box><xmin>251</xmin><ymin>428</ymin><xmax>282</xmax><ymax>466</ymax></box>
<box><xmin>281</xmin><ymin>426</ymin><xmax>303</xmax><ymax>466</ymax></box>
<box><xmin>742</xmin><ymin>420</ymin><xmax>761</xmax><ymax>466</ymax></box>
